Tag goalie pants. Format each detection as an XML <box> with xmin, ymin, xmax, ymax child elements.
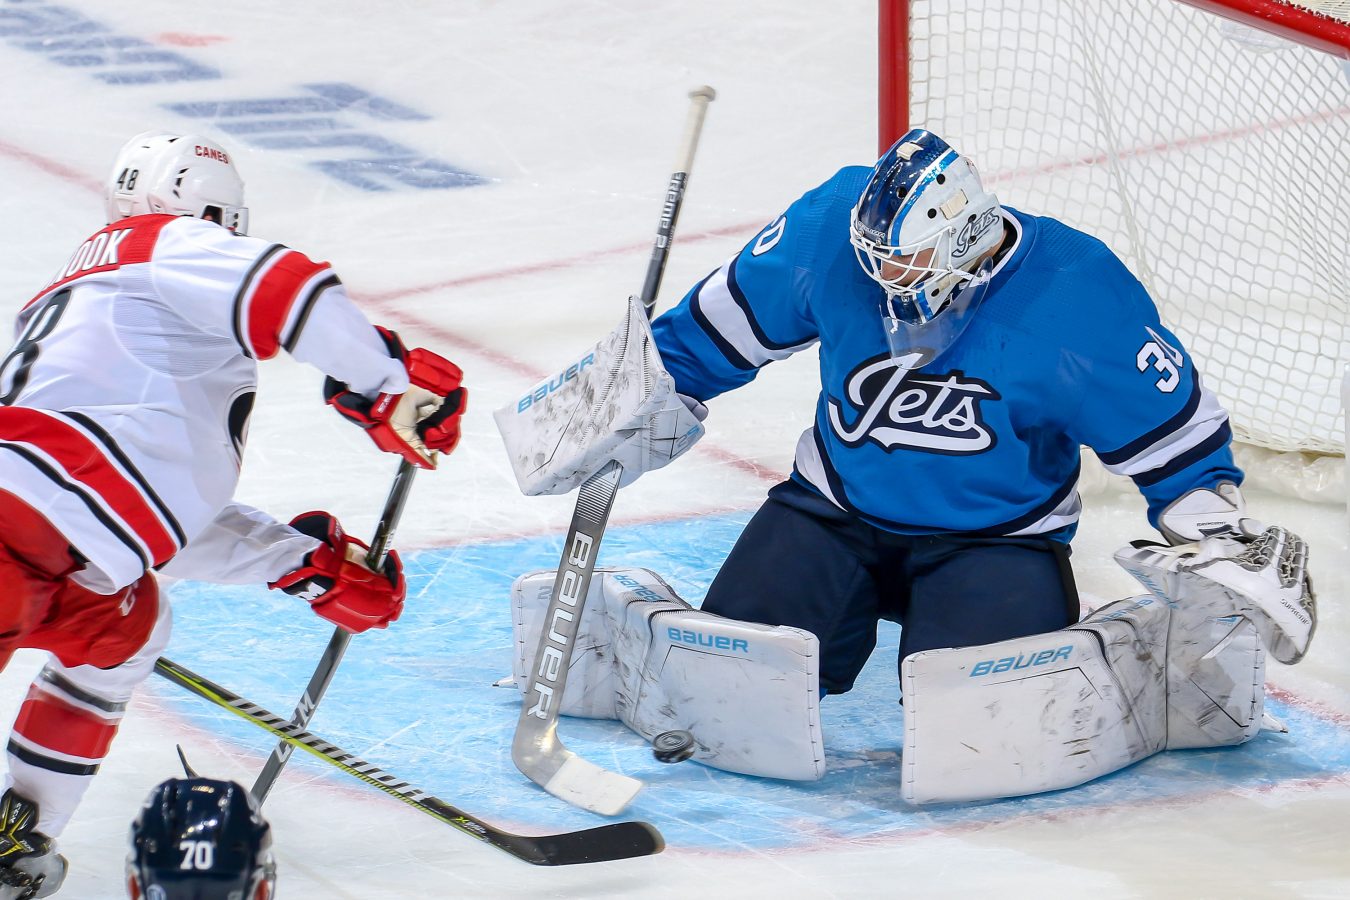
<box><xmin>701</xmin><ymin>479</ymin><xmax>1079</xmax><ymax>694</ymax></box>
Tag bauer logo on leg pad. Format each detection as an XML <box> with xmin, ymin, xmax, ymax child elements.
<box><xmin>903</xmin><ymin>631</ymin><xmax>1159</xmax><ymax>804</ymax></box>
<box><xmin>968</xmin><ymin>645</ymin><xmax>1072</xmax><ymax>677</ymax></box>
<box><xmin>613</xmin><ymin>572</ymin><xmax>676</xmax><ymax>604</ymax></box>
<box><xmin>666</xmin><ymin>627</ymin><xmax>749</xmax><ymax>654</ymax></box>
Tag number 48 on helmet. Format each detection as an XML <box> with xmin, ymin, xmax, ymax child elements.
<box><xmin>126</xmin><ymin>778</ymin><xmax>275</xmax><ymax>900</ymax></box>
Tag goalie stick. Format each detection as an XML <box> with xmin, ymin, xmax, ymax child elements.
<box><xmin>511</xmin><ymin>85</ymin><xmax>716</xmax><ymax>815</ymax></box>
<box><xmin>250</xmin><ymin>458</ymin><xmax>418</xmax><ymax>803</ymax></box>
<box><xmin>152</xmin><ymin>656</ymin><xmax>665</xmax><ymax>866</ymax></box>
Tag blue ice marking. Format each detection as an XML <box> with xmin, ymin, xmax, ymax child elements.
<box><xmin>155</xmin><ymin>512</ymin><xmax>1350</xmax><ymax>852</ymax></box>
<box><xmin>0</xmin><ymin>4</ymin><xmax>219</xmax><ymax>83</ymax></box>
<box><xmin>0</xmin><ymin>4</ymin><xmax>481</xmax><ymax>192</ymax></box>
<box><xmin>165</xmin><ymin>85</ymin><xmax>486</xmax><ymax>191</ymax></box>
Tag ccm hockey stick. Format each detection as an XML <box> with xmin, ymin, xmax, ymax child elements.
<box><xmin>250</xmin><ymin>457</ymin><xmax>419</xmax><ymax>803</ymax></box>
<box><xmin>152</xmin><ymin>657</ymin><xmax>664</xmax><ymax>865</ymax></box>
<box><xmin>511</xmin><ymin>86</ymin><xmax>716</xmax><ymax>816</ymax></box>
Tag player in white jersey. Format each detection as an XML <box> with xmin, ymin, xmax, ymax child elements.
<box><xmin>0</xmin><ymin>131</ymin><xmax>466</xmax><ymax>898</ymax></box>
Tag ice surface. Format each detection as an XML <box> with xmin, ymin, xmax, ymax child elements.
<box><xmin>0</xmin><ymin>2</ymin><xmax>1346</xmax><ymax>897</ymax></box>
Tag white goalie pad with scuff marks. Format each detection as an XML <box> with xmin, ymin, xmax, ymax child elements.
<box><xmin>511</xmin><ymin>567</ymin><xmax>825</xmax><ymax>781</ymax></box>
<box><xmin>493</xmin><ymin>296</ymin><xmax>704</xmax><ymax>496</ymax></box>
<box><xmin>901</xmin><ymin>593</ymin><xmax>1265</xmax><ymax>804</ymax></box>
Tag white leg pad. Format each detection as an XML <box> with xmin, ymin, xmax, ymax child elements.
<box><xmin>512</xmin><ymin>567</ymin><xmax>825</xmax><ymax>780</ymax></box>
<box><xmin>1163</xmin><ymin>609</ymin><xmax>1265</xmax><ymax>750</ymax></box>
<box><xmin>901</xmin><ymin>592</ymin><xmax>1265</xmax><ymax>804</ymax></box>
<box><xmin>902</xmin><ymin>621</ymin><xmax>1162</xmax><ymax>804</ymax></box>
<box><xmin>511</xmin><ymin>567</ymin><xmax>655</xmax><ymax>719</ymax></box>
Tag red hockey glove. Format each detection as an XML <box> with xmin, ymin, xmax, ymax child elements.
<box><xmin>269</xmin><ymin>512</ymin><xmax>406</xmax><ymax>633</ymax></box>
<box><xmin>325</xmin><ymin>327</ymin><xmax>467</xmax><ymax>469</ymax></box>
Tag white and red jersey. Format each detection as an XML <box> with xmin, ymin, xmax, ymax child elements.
<box><xmin>0</xmin><ymin>213</ymin><xmax>408</xmax><ymax>593</ymax></box>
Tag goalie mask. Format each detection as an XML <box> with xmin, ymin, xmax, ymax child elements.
<box><xmin>850</xmin><ymin>129</ymin><xmax>1003</xmax><ymax>359</ymax></box>
<box><xmin>126</xmin><ymin>778</ymin><xmax>276</xmax><ymax>900</ymax></box>
<box><xmin>106</xmin><ymin>131</ymin><xmax>249</xmax><ymax>235</ymax></box>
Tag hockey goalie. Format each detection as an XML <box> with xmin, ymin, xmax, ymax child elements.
<box><xmin>496</xmin><ymin>290</ymin><xmax>1316</xmax><ymax>803</ymax></box>
<box><xmin>496</xmin><ymin>127</ymin><xmax>1321</xmax><ymax>805</ymax></box>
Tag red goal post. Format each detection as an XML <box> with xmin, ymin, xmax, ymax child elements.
<box><xmin>878</xmin><ymin>0</ymin><xmax>1350</xmax><ymax>497</ymax></box>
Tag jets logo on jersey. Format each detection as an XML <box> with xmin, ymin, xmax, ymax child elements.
<box><xmin>827</xmin><ymin>355</ymin><xmax>1000</xmax><ymax>454</ymax></box>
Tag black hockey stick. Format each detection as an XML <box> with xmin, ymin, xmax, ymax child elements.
<box><xmin>250</xmin><ymin>457</ymin><xmax>419</xmax><ymax>803</ymax></box>
<box><xmin>511</xmin><ymin>86</ymin><xmax>716</xmax><ymax>815</ymax></box>
<box><xmin>638</xmin><ymin>86</ymin><xmax>717</xmax><ymax>319</ymax></box>
<box><xmin>152</xmin><ymin>656</ymin><xmax>664</xmax><ymax>865</ymax></box>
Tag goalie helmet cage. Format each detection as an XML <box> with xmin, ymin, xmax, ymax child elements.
<box><xmin>879</xmin><ymin>0</ymin><xmax>1350</xmax><ymax>472</ymax></box>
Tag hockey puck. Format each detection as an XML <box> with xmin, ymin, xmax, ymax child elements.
<box><xmin>651</xmin><ymin>730</ymin><xmax>696</xmax><ymax>764</ymax></box>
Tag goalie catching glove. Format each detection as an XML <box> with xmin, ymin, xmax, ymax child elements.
<box><xmin>1115</xmin><ymin>525</ymin><xmax>1316</xmax><ymax>665</ymax></box>
<box><xmin>325</xmin><ymin>327</ymin><xmax>466</xmax><ymax>469</ymax></box>
<box><xmin>269</xmin><ymin>512</ymin><xmax>406</xmax><ymax>633</ymax></box>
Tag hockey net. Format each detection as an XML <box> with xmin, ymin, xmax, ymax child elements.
<box><xmin>884</xmin><ymin>0</ymin><xmax>1350</xmax><ymax>500</ymax></box>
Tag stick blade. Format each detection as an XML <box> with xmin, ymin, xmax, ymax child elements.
<box><xmin>417</xmin><ymin>798</ymin><xmax>662</xmax><ymax>866</ymax></box>
<box><xmin>513</xmin><ymin>821</ymin><xmax>665</xmax><ymax>866</ymax></box>
<box><xmin>540</xmin><ymin>753</ymin><xmax>643</xmax><ymax>816</ymax></box>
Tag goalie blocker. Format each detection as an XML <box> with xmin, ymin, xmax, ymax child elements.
<box><xmin>494</xmin><ymin>296</ymin><xmax>705</xmax><ymax>497</ymax></box>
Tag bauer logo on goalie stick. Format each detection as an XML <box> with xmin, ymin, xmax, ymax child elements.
<box><xmin>526</xmin><ymin>531</ymin><xmax>594</xmax><ymax>720</ymax></box>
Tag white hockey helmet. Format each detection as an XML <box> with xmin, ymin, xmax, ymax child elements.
<box><xmin>105</xmin><ymin>131</ymin><xmax>249</xmax><ymax>235</ymax></box>
<box><xmin>850</xmin><ymin>129</ymin><xmax>1002</xmax><ymax>326</ymax></box>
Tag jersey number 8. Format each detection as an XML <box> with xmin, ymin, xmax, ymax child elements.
<box><xmin>0</xmin><ymin>290</ymin><xmax>71</xmax><ymax>405</ymax></box>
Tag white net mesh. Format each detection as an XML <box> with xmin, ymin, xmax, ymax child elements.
<box><xmin>1283</xmin><ymin>0</ymin><xmax>1350</xmax><ymax>22</ymax></box>
<box><xmin>905</xmin><ymin>0</ymin><xmax>1350</xmax><ymax>456</ymax></box>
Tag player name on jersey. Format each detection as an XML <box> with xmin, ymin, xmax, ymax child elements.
<box><xmin>31</xmin><ymin>217</ymin><xmax>173</xmax><ymax>308</ymax></box>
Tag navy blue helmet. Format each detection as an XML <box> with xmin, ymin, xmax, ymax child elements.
<box><xmin>126</xmin><ymin>778</ymin><xmax>275</xmax><ymax>900</ymax></box>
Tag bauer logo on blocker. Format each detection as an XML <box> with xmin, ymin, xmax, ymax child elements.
<box><xmin>516</xmin><ymin>353</ymin><xmax>596</xmax><ymax>413</ymax></box>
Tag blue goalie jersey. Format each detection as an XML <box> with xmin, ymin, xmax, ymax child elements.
<box><xmin>650</xmin><ymin>166</ymin><xmax>1241</xmax><ymax>540</ymax></box>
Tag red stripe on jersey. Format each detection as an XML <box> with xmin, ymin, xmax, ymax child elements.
<box><xmin>0</xmin><ymin>407</ymin><xmax>178</xmax><ymax>565</ymax></box>
<box><xmin>245</xmin><ymin>251</ymin><xmax>331</xmax><ymax>359</ymax></box>
<box><xmin>14</xmin><ymin>688</ymin><xmax>121</xmax><ymax>761</ymax></box>
<box><xmin>25</xmin><ymin>214</ymin><xmax>176</xmax><ymax>309</ymax></box>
